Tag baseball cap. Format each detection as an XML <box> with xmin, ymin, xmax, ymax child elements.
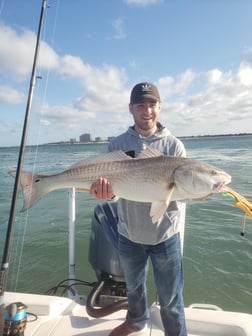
<box><xmin>130</xmin><ymin>82</ymin><xmax>161</xmax><ymax>104</ymax></box>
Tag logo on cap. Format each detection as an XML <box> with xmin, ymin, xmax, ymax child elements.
<box><xmin>141</xmin><ymin>84</ymin><xmax>152</xmax><ymax>92</ymax></box>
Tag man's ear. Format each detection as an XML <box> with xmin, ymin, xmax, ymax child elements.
<box><xmin>129</xmin><ymin>103</ymin><xmax>133</xmax><ymax>114</ymax></box>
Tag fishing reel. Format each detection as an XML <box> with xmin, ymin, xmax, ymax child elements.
<box><xmin>4</xmin><ymin>302</ymin><xmax>27</xmax><ymax>336</ymax></box>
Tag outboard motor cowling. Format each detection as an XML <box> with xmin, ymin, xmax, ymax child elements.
<box><xmin>88</xmin><ymin>201</ymin><xmax>124</xmax><ymax>281</ymax></box>
<box><xmin>87</xmin><ymin>201</ymin><xmax>128</xmax><ymax>317</ymax></box>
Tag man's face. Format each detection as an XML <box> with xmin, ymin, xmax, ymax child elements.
<box><xmin>129</xmin><ymin>100</ymin><xmax>161</xmax><ymax>136</ymax></box>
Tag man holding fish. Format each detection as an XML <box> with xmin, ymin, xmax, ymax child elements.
<box><xmin>90</xmin><ymin>82</ymin><xmax>189</xmax><ymax>336</ymax></box>
<box><xmin>12</xmin><ymin>81</ymin><xmax>231</xmax><ymax>335</ymax></box>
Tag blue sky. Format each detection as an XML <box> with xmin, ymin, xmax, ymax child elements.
<box><xmin>0</xmin><ymin>0</ymin><xmax>252</xmax><ymax>146</ymax></box>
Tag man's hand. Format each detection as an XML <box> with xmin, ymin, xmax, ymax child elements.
<box><xmin>90</xmin><ymin>177</ymin><xmax>115</xmax><ymax>200</ymax></box>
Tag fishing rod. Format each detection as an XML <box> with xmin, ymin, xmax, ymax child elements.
<box><xmin>0</xmin><ymin>1</ymin><xmax>48</xmax><ymax>334</ymax></box>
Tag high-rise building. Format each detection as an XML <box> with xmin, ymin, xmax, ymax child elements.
<box><xmin>79</xmin><ymin>133</ymin><xmax>91</xmax><ymax>142</ymax></box>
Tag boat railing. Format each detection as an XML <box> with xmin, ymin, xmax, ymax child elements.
<box><xmin>68</xmin><ymin>188</ymin><xmax>76</xmax><ymax>298</ymax></box>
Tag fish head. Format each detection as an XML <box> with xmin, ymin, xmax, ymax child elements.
<box><xmin>174</xmin><ymin>161</ymin><xmax>232</xmax><ymax>198</ymax></box>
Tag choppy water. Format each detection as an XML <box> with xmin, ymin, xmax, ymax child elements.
<box><xmin>0</xmin><ymin>135</ymin><xmax>251</xmax><ymax>314</ymax></box>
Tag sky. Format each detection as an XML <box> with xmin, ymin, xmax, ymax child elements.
<box><xmin>0</xmin><ymin>0</ymin><xmax>252</xmax><ymax>147</ymax></box>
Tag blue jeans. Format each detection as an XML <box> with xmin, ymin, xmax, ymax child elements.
<box><xmin>118</xmin><ymin>233</ymin><xmax>187</xmax><ymax>336</ymax></box>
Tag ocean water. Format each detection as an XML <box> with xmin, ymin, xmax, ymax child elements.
<box><xmin>0</xmin><ymin>135</ymin><xmax>251</xmax><ymax>314</ymax></box>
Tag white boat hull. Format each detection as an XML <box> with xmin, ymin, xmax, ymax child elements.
<box><xmin>4</xmin><ymin>292</ymin><xmax>252</xmax><ymax>336</ymax></box>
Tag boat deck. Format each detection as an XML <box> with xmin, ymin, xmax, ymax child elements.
<box><xmin>4</xmin><ymin>292</ymin><xmax>252</xmax><ymax>336</ymax></box>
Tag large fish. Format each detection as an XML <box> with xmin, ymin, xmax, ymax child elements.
<box><xmin>10</xmin><ymin>147</ymin><xmax>231</xmax><ymax>223</ymax></box>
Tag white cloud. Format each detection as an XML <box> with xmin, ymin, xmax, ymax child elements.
<box><xmin>43</xmin><ymin>105</ymin><xmax>83</xmax><ymax>120</ymax></box>
<box><xmin>60</xmin><ymin>62</ymin><xmax>129</xmax><ymax>115</ymax></box>
<box><xmin>206</xmin><ymin>69</ymin><xmax>222</xmax><ymax>83</ymax></box>
<box><xmin>0</xmin><ymin>24</ymin><xmax>36</xmax><ymax>80</ymax></box>
<box><xmin>0</xmin><ymin>85</ymin><xmax>24</xmax><ymax>104</ymax></box>
<box><xmin>39</xmin><ymin>41</ymin><xmax>60</xmax><ymax>70</ymax></box>
<box><xmin>157</xmin><ymin>62</ymin><xmax>252</xmax><ymax>137</ymax></box>
<box><xmin>0</xmin><ymin>23</ymin><xmax>59</xmax><ymax>81</ymax></box>
<box><xmin>1</xmin><ymin>22</ymin><xmax>252</xmax><ymax>146</ymax></box>
<box><xmin>58</xmin><ymin>54</ymin><xmax>90</xmax><ymax>79</ymax></box>
<box><xmin>237</xmin><ymin>63</ymin><xmax>252</xmax><ymax>86</ymax></box>
<box><xmin>157</xmin><ymin>69</ymin><xmax>197</xmax><ymax>99</ymax></box>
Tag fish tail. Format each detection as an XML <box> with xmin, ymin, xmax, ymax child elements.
<box><xmin>9</xmin><ymin>171</ymin><xmax>49</xmax><ymax>211</ymax></box>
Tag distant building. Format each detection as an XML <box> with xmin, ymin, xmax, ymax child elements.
<box><xmin>70</xmin><ymin>138</ymin><xmax>77</xmax><ymax>143</ymax></box>
<box><xmin>107</xmin><ymin>136</ymin><xmax>115</xmax><ymax>142</ymax></box>
<box><xmin>79</xmin><ymin>133</ymin><xmax>91</xmax><ymax>142</ymax></box>
<box><xmin>95</xmin><ymin>137</ymin><xmax>102</xmax><ymax>142</ymax></box>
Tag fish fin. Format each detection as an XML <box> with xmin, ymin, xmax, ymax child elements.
<box><xmin>150</xmin><ymin>201</ymin><xmax>168</xmax><ymax>223</ymax></box>
<box><xmin>69</xmin><ymin>150</ymin><xmax>132</xmax><ymax>169</ymax></box>
<box><xmin>166</xmin><ymin>183</ymin><xmax>175</xmax><ymax>204</ymax></box>
<box><xmin>9</xmin><ymin>170</ymin><xmax>49</xmax><ymax>211</ymax></box>
<box><xmin>137</xmin><ymin>146</ymin><xmax>164</xmax><ymax>159</ymax></box>
<box><xmin>150</xmin><ymin>183</ymin><xmax>176</xmax><ymax>223</ymax></box>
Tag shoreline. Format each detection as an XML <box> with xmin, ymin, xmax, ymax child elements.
<box><xmin>42</xmin><ymin>132</ymin><xmax>252</xmax><ymax>146</ymax></box>
<box><xmin>1</xmin><ymin>133</ymin><xmax>251</xmax><ymax>148</ymax></box>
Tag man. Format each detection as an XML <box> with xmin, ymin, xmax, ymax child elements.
<box><xmin>90</xmin><ymin>82</ymin><xmax>187</xmax><ymax>336</ymax></box>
